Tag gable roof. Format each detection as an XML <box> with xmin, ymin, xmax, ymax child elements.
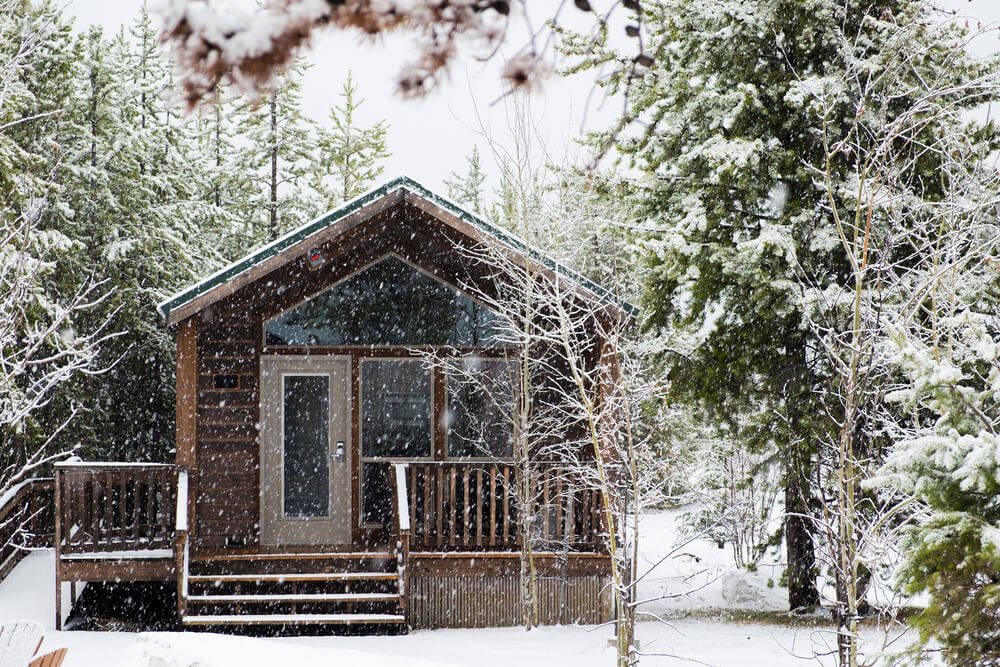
<box><xmin>157</xmin><ymin>176</ymin><xmax>637</xmax><ymax>327</ymax></box>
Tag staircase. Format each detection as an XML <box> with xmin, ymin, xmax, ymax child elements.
<box><xmin>179</xmin><ymin>551</ymin><xmax>407</xmax><ymax>632</ymax></box>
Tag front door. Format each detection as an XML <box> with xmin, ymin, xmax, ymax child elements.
<box><xmin>260</xmin><ymin>355</ymin><xmax>352</xmax><ymax>545</ymax></box>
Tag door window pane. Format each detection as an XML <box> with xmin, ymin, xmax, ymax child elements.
<box><xmin>283</xmin><ymin>375</ymin><xmax>329</xmax><ymax>517</ymax></box>
<box><xmin>265</xmin><ymin>256</ymin><xmax>503</xmax><ymax>346</ymax></box>
<box><xmin>446</xmin><ymin>358</ymin><xmax>515</xmax><ymax>458</ymax></box>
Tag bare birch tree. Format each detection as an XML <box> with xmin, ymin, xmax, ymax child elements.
<box><xmin>786</xmin><ymin>14</ymin><xmax>1000</xmax><ymax>666</ymax></box>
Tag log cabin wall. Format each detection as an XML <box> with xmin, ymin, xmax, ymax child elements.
<box><xmin>188</xmin><ymin>201</ymin><xmax>609</xmax><ymax>550</ymax></box>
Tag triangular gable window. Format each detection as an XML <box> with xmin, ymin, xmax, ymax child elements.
<box><xmin>265</xmin><ymin>256</ymin><xmax>504</xmax><ymax>346</ymax></box>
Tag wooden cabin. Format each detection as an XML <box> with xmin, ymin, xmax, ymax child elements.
<box><xmin>50</xmin><ymin>177</ymin><xmax>630</xmax><ymax>632</ymax></box>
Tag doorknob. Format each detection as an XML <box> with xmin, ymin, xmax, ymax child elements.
<box><xmin>334</xmin><ymin>441</ymin><xmax>345</xmax><ymax>461</ymax></box>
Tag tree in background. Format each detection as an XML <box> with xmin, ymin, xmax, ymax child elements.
<box><xmin>562</xmin><ymin>0</ymin><xmax>997</xmax><ymax>617</ymax></box>
<box><xmin>2</xmin><ymin>1</ymin><xmax>258</xmax><ymax>465</ymax></box>
<box><xmin>311</xmin><ymin>71</ymin><xmax>389</xmax><ymax>209</ymax></box>
<box><xmin>58</xmin><ymin>8</ymin><xmax>232</xmax><ymax>462</ymax></box>
<box><xmin>241</xmin><ymin>60</ymin><xmax>316</xmax><ymax>242</ymax></box>
<box><xmin>0</xmin><ymin>0</ymin><xmax>104</xmax><ymax>494</ymax></box>
<box><xmin>192</xmin><ymin>91</ymin><xmax>259</xmax><ymax>260</ymax></box>
<box><xmin>445</xmin><ymin>146</ymin><xmax>487</xmax><ymax>215</ymax></box>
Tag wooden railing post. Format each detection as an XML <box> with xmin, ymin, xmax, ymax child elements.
<box><xmin>392</xmin><ymin>463</ymin><xmax>411</xmax><ymax>623</ymax></box>
<box><xmin>54</xmin><ymin>468</ymin><xmax>62</xmax><ymax>630</ymax></box>
<box><xmin>174</xmin><ymin>469</ymin><xmax>189</xmax><ymax>621</ymax></box>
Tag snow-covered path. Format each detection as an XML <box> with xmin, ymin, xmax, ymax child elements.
<box><xmin>0</xmin><ymin>512</ymin><xmax>908</xmax><ymax>665</ymax></box>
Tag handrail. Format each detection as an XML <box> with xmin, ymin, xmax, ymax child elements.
<box><xmin>0</xmin><ymin>478</ymin><xmax>55</xmax><ymax>583</ymax></box>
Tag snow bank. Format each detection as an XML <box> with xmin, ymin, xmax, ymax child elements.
<box><xmin>634</xmin><ymin>510</ymin><xmax>787</xmax><ymax>616</ymax></box>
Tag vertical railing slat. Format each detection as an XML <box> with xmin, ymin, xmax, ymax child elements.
<box><xmin>462</xmin><ymin>467</ymin><xmax>470</xmax><ymax>546</ymax></box>
<box><xmin>422</xmin><ymin>465</ymin><xmax>431</xmax><ymax>547</ymax></box>
<box><xmin>435</xmin><ymin>466</ymin><xmax>444</xmax><ymax>547</ymax></box>
<box><xmin>449</xmin><ymin>466</ymin><xmax>457</xmax><ymax>547</ymax></box>
<box><xmin>476</xmin><ymin>468</ymin><xmax>483</xmax><ymax>547</ymax></box>
<box><xmin>489</xmin><ymin>465</ymin><xmax>497</xmax><ymax>547</ymax></box>
<box><xmin>502</xmin><ymin>466</ymin><xmax>510</xmax><ymax>546</ymax></box>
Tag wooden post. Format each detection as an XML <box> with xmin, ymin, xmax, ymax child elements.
<box><xmin>53</xmin><ymin>468</ymin><xmax>62</xmax><ymax>630</ymax></box>
<box><xmin>175</xmin><ymin>317</ymin><xmax>197</xmax><ymax>550</ymax></box>
<box><xmin>174</xmin><ymin>470</ymin><xmax>189</xmax><ymax>622</ymax></box>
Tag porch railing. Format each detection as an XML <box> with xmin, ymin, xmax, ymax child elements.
<box><xmin>0</xmin><ymin>478</ymin><xmax>55</xmax><ymax>580</ymax></box>
<box><xmin>395</xmin><ymin>462</ymin><xmax>605</xmax><ymax>552</ymax></box>
<box><xmin>54</xmin><ymin>462</ymin><xmax>179</xmax><ymax>555</ymax></box>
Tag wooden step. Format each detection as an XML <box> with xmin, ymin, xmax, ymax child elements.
<box><xmin>188</xmin><ymin>592</ymin><xmax>401</xmax><ymax>604</ymax></box>
<box><xmin>188</xmin><ymin>572</ymin><xmax>398</xmax><ymax>583</ymax></box>
<box><xmin>191</xmin><ymin>551</ymin><xmax>395</xmax><ymax>563</ymax></box>
<box><xmin>181</xmin><ymin>613</ymin><xmax>406</xmax><ymax>626</ymax></box>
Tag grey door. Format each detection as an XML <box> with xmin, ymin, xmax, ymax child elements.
<box><xmin>260</xmin><ymin>355</ymin><xmax>352</xmax><ymax>545</ymax></box>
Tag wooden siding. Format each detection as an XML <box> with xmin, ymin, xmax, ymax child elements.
<box><xmin>407</xmin><ymin>575</ymin><xmax>611</xmax><ymax>628</ymax></box>
<box><xmin>194</xmin><ymin>320</ymin><xmax>261</xmax><ymax>548</ymax></box>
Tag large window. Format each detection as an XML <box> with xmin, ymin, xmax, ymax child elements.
<box><xmin>361</xmin><ymin>359</ymin><xmax>432</xmax><ymax>525</ymax></box>
<box><xmin>446</xmin><ymin>358</ymin><xmax>516</xmax><ymax>459</ymax></box>
<box><xmin>265</xmin><ymin>255</ymin><xmax>503</xmax><ymax>347</ymax></box>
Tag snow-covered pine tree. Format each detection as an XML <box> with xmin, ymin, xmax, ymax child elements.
<box><xmin>0</xmin><ymin>0</ymin><xmax>109</xmax><ymax>491</ymax></box>
<box><xmin>41</xmin><ymin>6</ymin><xmax>227</xmax><ymax>462</ymax></box>
<box><xmin>562</xmin><ymin>0</ymin><xmax>995</xmax><ymax>612</ymax></box>
<box><xmin>311</xmin><ymin>71</ymin><xmax>389</xmax><ymax>210</ymax></box>
<box><xmin>444</xmin><ymin>146</ymin><xmax>487</xmax><ymax>215</ymax></box>
<box><xmin>241</xmin><ymin>60</ymin><xmax>317</xmax><ymax>242</ymax></box>
<box><xmin>870</xmin><ymin>269</ymin><xmax>1000</xmax><ymax>663</ymax></box>
<box><xmin>191</xmin><ymin>90</ymin><xmax>259</xmax><ymax>260</ymax></box>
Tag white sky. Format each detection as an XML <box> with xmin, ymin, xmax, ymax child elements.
<box><xmin>65</xmin><ymin>0</ymin><xmax>1000</xmax><ymax>195</ymax></box>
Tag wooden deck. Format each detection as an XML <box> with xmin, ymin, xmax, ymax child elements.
<box><xmin>50</xmin><ymin>460</ymin><xmax>611</xmax><ymax>631</ymax></box>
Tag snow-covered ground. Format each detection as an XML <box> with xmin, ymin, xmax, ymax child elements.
<box><xmin>0</xmin><ymin>510</ymin><xmax>919</xmax><ymax>666</ymax></box>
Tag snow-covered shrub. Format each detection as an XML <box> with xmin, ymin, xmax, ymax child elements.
<box><xmin>682</xmin><ymin>428</ymin><xmax>781</xmax><ymax>569</ymax></box>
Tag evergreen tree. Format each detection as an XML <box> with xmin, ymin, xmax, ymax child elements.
<box><xmin>444</xmin><ymin>146</ymin><xmax>486</xmax><ymax>214</ymax></box>
<box><xmin>562</xmin><ymin>0</ymin><xmax>992</xmax><ymax>611</ymax></box>
<box><xmin>61</xmin><ymin>11</ymin><xmax>220</xmax><ymax>460</ymax></box>
<box><xmin>311</xmin><ymin>71</ymin><xmax>389</xmax><ymax>209</ymax></box>
<box><xmin>242</xmin><ymin>61</ymin><xmax>316</xmax><ymax>241</ymax></box>
<box><xmin>192</xmin><ymin>91</ymin><xmax>258</xmax><ymax>259</ymax></box>
<box><xmin>0</xmin><ymin>0</ymin><xmax>92</xmax><ymax>475</ymax></box>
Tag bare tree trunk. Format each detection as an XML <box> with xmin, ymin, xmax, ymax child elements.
<box><xmin>268</xmin><ymin>91</ymin><xmax>278</xmax><ymax>241</ymax></box>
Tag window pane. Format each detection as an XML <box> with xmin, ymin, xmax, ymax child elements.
<box><xmin>447</xmin><ymin>358</ymin><xmax>515</xmax><ymax>458</ymax></box>
<box><xmin>361</xmin><ymin>360</ymin><xmax>431</xmax><ymax>525</ymax></box>
<box><xmin>283</xmin><ymin>375</ymin><xmax>329</xmax><ymax>517</ymax></box>
<box><xmin>265</xmin><ymin>256</ymin><xmax>503</xmax><ymax>346</ymax></box>
<box><xmin>362</xmin><ymin>361</ymin><xmax>432</xmax><ymax>458</ymax></box>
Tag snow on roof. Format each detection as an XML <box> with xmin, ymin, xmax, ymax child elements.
<box><xmin>157</xmin><ymin>176</ymin><xmax>637</xmax><ymax>325</ymax></box>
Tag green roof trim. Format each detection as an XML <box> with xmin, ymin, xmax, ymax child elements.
<box><xmin>158</xmin><ymin>176</ymin><xmax>638</xmax><ymax>322</ymax></box>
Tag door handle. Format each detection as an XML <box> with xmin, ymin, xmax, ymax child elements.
<box><xmin>334</xmin><ymin>441</ymin><xmax>345</xmax><ymax>462</ymax></box>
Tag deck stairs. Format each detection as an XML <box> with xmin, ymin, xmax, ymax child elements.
<box><xmin>180</xmin><ymin>551</ymin><xmax>406</xmax><ymax>631</ymax></box>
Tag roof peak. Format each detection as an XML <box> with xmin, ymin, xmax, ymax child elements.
<box><xmin>158</xmin><ymin>176</ymin><xmax>636</xmax><ymax>325</ymax></box>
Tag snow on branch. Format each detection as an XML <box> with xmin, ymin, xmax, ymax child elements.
<box><xmin>158</xmin><ymin>0</ymin><xmax>648</xmax><ymax>109</ymax></box>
